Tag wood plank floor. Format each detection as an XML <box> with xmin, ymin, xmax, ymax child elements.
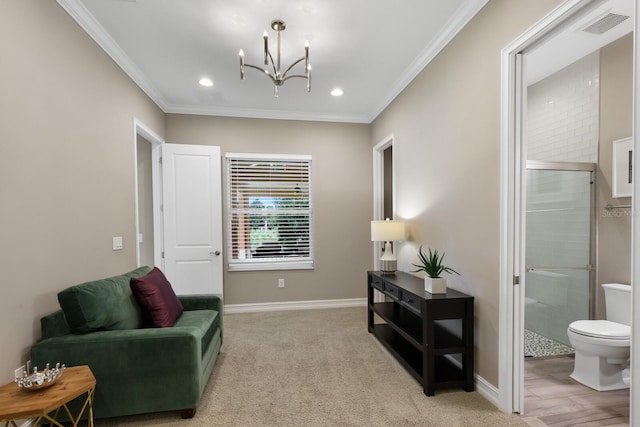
<box><xmin>520</xmin><ymin>355</ymin><xmax>629</xmax><ymax>426</ymax></box>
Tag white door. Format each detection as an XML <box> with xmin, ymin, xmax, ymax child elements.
<box><xmin>161</xmin><ymin>144</ymin><xmax>223</xmax><ymax>296</ymax></box>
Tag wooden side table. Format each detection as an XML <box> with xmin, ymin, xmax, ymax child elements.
<box><xmin>0</xmin><ymin>365</ymin><xmax>95</xmax><ymax>427</ymax></box>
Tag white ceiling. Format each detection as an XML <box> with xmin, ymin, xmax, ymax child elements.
<box><xmin>526</xmin><ymin>0</ymin><xmax>633</xmax><ymax>85</ymax></box>
<box><xmin>57</xmin><ymin>0</ymin><xmax>489</xmax><ymax>123</ymax></box>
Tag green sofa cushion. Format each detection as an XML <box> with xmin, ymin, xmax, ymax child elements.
<box><xmin>174</xmin><ymin>309</ymin><xmax>220</xmax><ymax>357</ymax></box>
<box><xmin>58</xmin><ymin>266</ymin><xmax>151</xmax><ymax>334</ymax></box>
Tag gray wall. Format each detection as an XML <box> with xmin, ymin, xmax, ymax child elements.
<box><xmin>165</xmin><ymin>115</ymin><xmax>372</xmax><ymax>305</ymax></box>
<box><xmin>0</xmin><ymin>1</ymin><xmax>165</xmax><ymax>383</ymax></box>
<box><xmin>370</xmin><ymin>0</ymin><xmax>564</xmax><ymax>387</ymax></box>
<box><xmin>597</xmin><ymin>34</ymin><xmax>633</xmax><ymax>317</ymax></box>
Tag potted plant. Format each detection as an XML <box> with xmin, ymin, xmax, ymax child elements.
<box><xmin>412</xmin><ymin>246</ymin><xmax>460</xmax><ymax>294</ymax></box>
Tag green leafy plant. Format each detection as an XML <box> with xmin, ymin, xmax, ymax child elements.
<box><xmin>412</xmin><ymin>246</ymin><xmax>461</xmax><ymax>278</ymax></box>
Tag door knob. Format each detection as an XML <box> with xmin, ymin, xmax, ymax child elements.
<box><xmin>210</xmin><ymin>251</ymin><xmax>221</xmax><ymax>256</ymax></box>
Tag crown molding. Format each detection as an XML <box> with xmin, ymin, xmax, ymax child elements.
<box><xmin>56</xmin><ymin>0</ymin><xmax>169</xmax><ymax>111</ymax></box>
<box><xmin>367</xmin><ymin>0</ymin><xmax>490</xmax><ymax>123</ymax></box>
<box><xmin>164</xmin><ymin>103</ymin><xmax>370</xmax><ymax>124</ymax></box>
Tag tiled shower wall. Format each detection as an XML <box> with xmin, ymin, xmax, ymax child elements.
<box><xmin>527</xmin><ymin>51</ymin><xmax>600</xmax><ymax>162</ymax></box>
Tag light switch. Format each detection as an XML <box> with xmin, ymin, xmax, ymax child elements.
<box><xmin>112</xmin><ymin>236</ymin><xmax>123</xmax><ymax>251</ymax></box>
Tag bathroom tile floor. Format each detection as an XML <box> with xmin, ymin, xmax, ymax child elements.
<box><xmin>520</xmin><ymin>355</ymin><xmax>629</xmax><ymax>426</ymax></box>
<box><xmin>524</xmin><ymin>329</ymin><xmax>574</xmax><ymax>358</ymax></box>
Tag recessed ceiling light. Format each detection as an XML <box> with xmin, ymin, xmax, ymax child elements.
<box><xmin>331</xmin><ymin>88</ymin><xmax>344</xmax><ymax>97</ymax></box>
<box><xmin>199</xmin><ymin>77</ymin><xmax>214</xmax><ymax>87</ymax></box>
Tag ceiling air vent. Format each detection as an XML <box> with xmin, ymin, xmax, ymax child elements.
<box><xmin>582</xmin><ymin>13</ymin><xmax>630</xmax><ymax>35</ymax></box>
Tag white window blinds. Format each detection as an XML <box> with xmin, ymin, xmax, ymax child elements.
<box><xmin>226</xmin><ymin>153</ymin><xmax>313</xmax><ymax>271</ymax></box>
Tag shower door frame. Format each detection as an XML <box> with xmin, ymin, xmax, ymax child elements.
<box><xmin>525</xmin><ymin>160</ymin><xmax>597</xmax><ymax>323</ymax></box>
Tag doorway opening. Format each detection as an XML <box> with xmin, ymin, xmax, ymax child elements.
<box><xmin>373</xmin><ymin>135</ymin><xmax>395</xmax><ymax>271</ymax></box>
<box><xmin>133</xmin><ymin>119</ymin><xmax>164</xmax><ymax>269</ymax></box>
<box><xmin>383</xmin><ymin>145</ymin><xmax>394</xmax><ymax>220</ymax></box>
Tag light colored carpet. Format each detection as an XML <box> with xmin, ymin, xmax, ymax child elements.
<box><xmin>103</xmin><ymin>307</ymin><xmax>526</xmax><ymax>426</ymax></box>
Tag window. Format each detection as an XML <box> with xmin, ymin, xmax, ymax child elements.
<box><xmin>226</xmin><ymin>153</ymin><xmax>313</xmax><ymax>271</ymax></box>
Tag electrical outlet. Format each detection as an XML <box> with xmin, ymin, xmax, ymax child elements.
<box><xmin>278</xmin><ymin>278</ymin><xmax>285</xmax><ymax>288</ymax></box>
<box><xmin>14</xmin><ymin>364</ymin><xmax>25</xmax><ymax>379</ymax></box>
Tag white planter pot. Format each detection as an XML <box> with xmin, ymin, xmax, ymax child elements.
<box><xmin>424</xmin><ymin>277</ymin><xmax>447</xmax><ymax>294</ymax></box>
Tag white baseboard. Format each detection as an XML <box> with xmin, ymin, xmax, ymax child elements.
<box><xmin>224</xmin><ymin>298</ymin><xmax>367</xmax><ymax>314</ymax></box>
<box><xmin>475</xmin><ymin>374</ymin><xmax>500</xmax><ymax>409</ymax></box>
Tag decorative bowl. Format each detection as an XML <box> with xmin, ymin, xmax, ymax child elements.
<box><xmin>15</xmin><ymin>363</ymin><xmax>65</xmax><ymax>391</ymax></box>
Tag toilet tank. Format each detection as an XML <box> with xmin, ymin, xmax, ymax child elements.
<box><xmin>603</xmin><ymin>283</ymin><xmax>632</xmax><ymax>326</ymax></box>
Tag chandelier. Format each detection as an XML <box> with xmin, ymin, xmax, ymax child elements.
<box><xmin>239</xmin><ymin>20</ymin><xmax>311</xmax><ymax>97</ymax></box>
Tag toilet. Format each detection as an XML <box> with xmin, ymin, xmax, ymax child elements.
<box><xmin>567</xmin><ymin>283</ymin><xmax>631</xmax><ymax>391</ymax></box>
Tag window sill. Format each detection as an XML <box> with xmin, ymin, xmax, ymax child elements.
<box><xmin>228</xmin><ymin>260</ymin><xmax>314</xmax><ymax>272</ymax></box>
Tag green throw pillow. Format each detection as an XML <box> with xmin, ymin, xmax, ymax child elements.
<box><xmin>58</xmin><ymin>266</ymin><xmax>151</xmax><ymax>334</ymax></box>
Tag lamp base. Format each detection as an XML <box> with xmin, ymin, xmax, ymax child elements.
<box><xmin>380</xmin><ymin>259</ymin><xmax>397</xmax><ymax>274</ymax></box>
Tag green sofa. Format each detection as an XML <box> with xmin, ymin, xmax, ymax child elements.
<box><xmin>30</xmin><ymin>266</ymin><xmax>223</xmax><ymax>420</ymax></box>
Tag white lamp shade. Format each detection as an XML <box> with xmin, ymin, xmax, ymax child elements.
<box><xmin>371</xmin><ymin>220</ymin><xmax>406</xmax><ymax>242</ymax></box>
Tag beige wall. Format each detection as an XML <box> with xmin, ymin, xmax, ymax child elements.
<box><xmin>597</xmin><ymin>34</ymin><xmax>633</xmax><ymax>317</ymax></box>
<box><xmin>165</xmin><ymin>115</ymin><xmax>372</xmax><ymax>305</ymax></box>
<box><xmin>370</xmin><ymin>0</ymin><xmax>563</xmax><ymax>387</ymax></box>
<box><xmin>0</xmin><ymin>1</ymin><xmax>165</xmax><ymax>383</ymax></box>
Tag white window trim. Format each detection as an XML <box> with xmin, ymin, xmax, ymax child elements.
<box><xmin>226</xmin><ymin>152</ymin><xmax>314</xmax><ymax>272</ymax></box>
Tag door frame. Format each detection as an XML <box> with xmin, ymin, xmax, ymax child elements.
<box><xmin>132</xmin><ymin>118</ymin><xmax>164</xmax><ymax>269</ymax></box>
<box><xmin>631</xmin><ymin>0</ymin><xmax>640</xmax><ymax>417</ymax></box>
<box><xmin>373</xmin><ymin>134</ymin><xmax>395</xmax><ymax>270</ymax></box>
<box><xmin>497</xmin><ymin>0</ymin><xmax>624</xmax><ymax>414</ymax></box>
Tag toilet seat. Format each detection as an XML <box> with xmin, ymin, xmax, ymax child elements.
<box><xmin>568</xmin><ymin>320</ymin><xmax>630</xmax><ymax>340</ymax></box>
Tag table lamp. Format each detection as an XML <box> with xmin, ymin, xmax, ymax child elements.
<box><xmin>371</xmin><ymin>218</ymin><xmax>406</xmax><ymax>274</ymax></box>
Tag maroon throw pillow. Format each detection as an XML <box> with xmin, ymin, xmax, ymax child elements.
<box><xmin>130</xmin><ymin>267</ymin><xmax>184</xmax><ymax>327</ymax></box>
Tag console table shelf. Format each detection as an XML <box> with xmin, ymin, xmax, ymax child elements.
<box><xmin>369</xmin><ymin>302</ymin><xmax>422</xmax><ymax>348</ymax></box>
<box><xmin>367</xmin><ymin>271</ymin><xmax>475</xmax><ymax>396</ymax></box>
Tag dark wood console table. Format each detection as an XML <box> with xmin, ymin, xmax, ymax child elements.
<box><xmin>367</xmin><ymin>271</ymin><xmax>474</xmax><ymax>396</ymax></box>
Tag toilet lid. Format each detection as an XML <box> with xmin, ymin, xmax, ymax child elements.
<box><xmin>569</xmin><ymin>320</ymin><xmax>630</xmax><ymax>339</ymax></box>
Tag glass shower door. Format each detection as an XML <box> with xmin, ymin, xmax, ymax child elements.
<box><xmin>525</xmin><ymin>163</ymin><xmax>594</xmax><ymax>347</ymax></box>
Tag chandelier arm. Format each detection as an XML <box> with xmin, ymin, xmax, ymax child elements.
<box><xmin>281</xmin><ymin>57</ymin><xmax>306</xmax><ymax>79</ymax></box>
<box><xmin>281</xmin><ymin>74</ymin><xmax>308</xmax><ymax>82</ymax></box>
<box><xmin>267</xmin><ymin>50</ymin><xmax>278</xmax><ymax>77</ymax></box>
<box><xmin>243</xmin><ymin>63</ymin><xmax>277</xmax><ymax>84</ymax></box>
